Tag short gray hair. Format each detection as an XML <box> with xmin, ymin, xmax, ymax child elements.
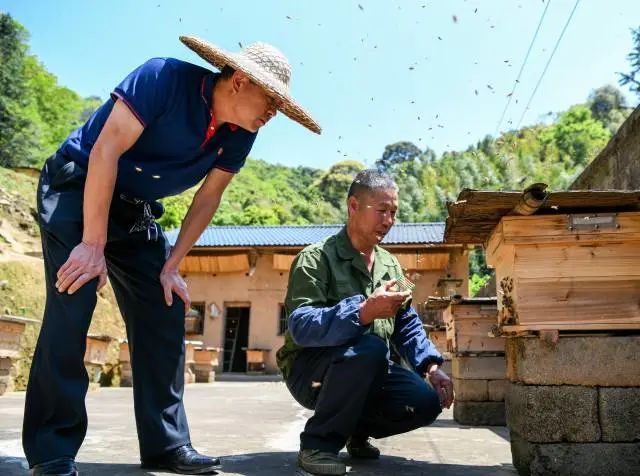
<box><xmin>347</xmin><ymin>169</ymin><xmax>397</xmax><ymax>199</ymax></box>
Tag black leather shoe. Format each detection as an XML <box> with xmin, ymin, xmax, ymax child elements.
<box><xmin>31</xmin><ymin>457</ymin><xmax>78</xmax><ymax>476</ymax></box>
<box><xmin>141</xmin><ymin>444</ymin><xmax>221</xmax><ymax>474</ymax></box>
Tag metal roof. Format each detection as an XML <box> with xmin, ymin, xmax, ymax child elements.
<box><xmin>165</xmin><ymin>223</ymin><xmax>445</xmax><ymax>248</ymax></box>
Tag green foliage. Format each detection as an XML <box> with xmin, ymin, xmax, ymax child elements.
<box><xmin>0</xmin><ymin>13</ymin><xmax>99</xmax><ymax>168</ymax></box>
<box><xmin>375</xmin><ymin>141</ymin><xmax>423</xmax><ymax>171</ymax></box>
<box><xmin>23</xmin><ymin>56</ymin><xmax>87</xmax><ymax>158</ymax></box>
<box><xmin>469</xmin><ymin>273</ymin><xmax>492</xmax><ymax>298</ymax></box>
<box><xmin>158</xmin><ymin>159</ymin><xmax>346</xmax><ymax>229</ymax></box>
<box><xmin>0</xmin><ymin>13</ymin><xmax>35</xmax><ymax>167</ymax></box>
<box><xmin>317</xmin><ymin>160</ymin><xmax>365</xmax><ymax>210</ymax></box>
<box><xmin>158</xmin><ymin>94</ymin><xmax>615</xmax><ymax>230</ymax></box>
<box><xmin>468</xmin><ymin>247</ymin><xmax>491</xmax><ymax>277</ymax></box>
<box><xmin>588</xmin><ymin>85</ymin><xmax>630</xmax><ymax>133</ymax></box>
<box><xmin>620</xmin><ymin>27</ymin><xmax>640</xmax><ymax>98</ymax></box>
<box><xmin>547</xmin><ymin>105</ymin><xmax>611</xmax><ymax>168</ymax></box>
<box><xmin>1</xmin><ymin>14</ymin><xmax>622</xmax><ymax>233</ymax></box>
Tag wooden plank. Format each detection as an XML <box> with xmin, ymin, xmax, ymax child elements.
<box><xmin>501</xmin><ymin>322</ymin><xmax>640</xmax><ymax>333</ymax></box>
<box><xmin>427</xmin><ymin>329</ymin><xmax>447</xmax><ymax>351</ymax></box>
<box><xmin>199</xmin><ymin>256</ymin><xmax>211</xmax><ymax>273</ymax></box>
<box><xmin>452</xmin><ymin>355</ymin><xmax>506</xmax><ymax>380</ymax></box>
<box><xmin>446</xmin><ymin>316</ymin><xmax>504</xmax><ymax>353</ymax></box>
<box><xmin>487</xmin><ymin>239</ymin><xmax>517</xmax><ymax>326</ymax></box>
<box><xmin>445</xmin><ymin>189</ymin><xmax>640</xmax><ymax>245</ymax></box>
<box><xmin>217</xmin><ymin>254</ymin><xmax>250</xmax><ymax>273</ymax></box>
<box><xmin>449</xmin><ymin>303</ymin><xmax>498</xmax><ymax>319</ymax></box>
<box><xmin>273</xmin><ymin>254</ymin><xmax>295</xmax><ymax>271</ymax></box>
<box><xmin>516</xmin><ymin>278</ymin><xmax>640</xmax><ymax>324</ymax></box>
<box><xmin>444</xmin><ymin>300</ymin><xmax>502</xmax><ymax>353</ymax></box>
<box><xmin>514</xmin><ymin>242</ymin><xmax>640</xmax><ymax>279</ymax></box>
<box><xmin>179</xmin><ymin>256</ymin><xmax>225</xmax><ymax>273</ymax></box>
<box><xmin>485</xmin><ymin>220</ymin><xmax>504</xmax><ymax>260</ymax></box>
<box><xmin>420</xmin><ymin>253</ymin><xmax>450</xmax><ymax>270</ymax></box>
<box><xmin>179</xmin><ymin>256</ymin><xmax>200</xmax><ymax>273</ymax></box>
<box><xmin>395</xmin><ymin>252</ymin><xmax>450</xmax><ymax>270</ymax></box>
<box><xmin>501</xmin><ymin>212</ymin><xmax>640</xmax><ymax>245</ymax></box>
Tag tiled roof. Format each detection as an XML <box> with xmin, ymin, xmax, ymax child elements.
<box><xmin>165</xmin><ymin>223</ymin><xmax>445</xmax><ymax>248</ymax></box>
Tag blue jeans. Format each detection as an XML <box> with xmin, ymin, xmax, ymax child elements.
<box><xmin>286</xmin><ymin>334</ymin><xmax>442</xmax><ymax>453</ymax></box>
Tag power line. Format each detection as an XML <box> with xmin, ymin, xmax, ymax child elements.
<box><xmin>516</xmin><ymin>0</ymin><xmax>581</xmax><ymax>130</ymax></box>
<box><xmin>494</xmin><ymin>0</ymin><xmax>553</xmax><ymax>137</ymax></box>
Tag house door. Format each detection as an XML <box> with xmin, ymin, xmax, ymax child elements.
<box><xmin>223</xmin><ymin>306</ymin><xmax>250</xmax><ymax>372</ymax></box>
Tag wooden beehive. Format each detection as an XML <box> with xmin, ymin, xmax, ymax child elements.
<box><xmin>427</xmin><ymin>328</ymin><xmax>447</xmax><ymax>351</ymax></box>
<box><xmin>0</xmin><ymin>316</ymin><xmax>28</xmax><ymax>359</ymax></box>
<box><xmin>485</xmin><ymin>211</ymin><xmax>640</xmax><ymax>332</ymax></box>
<box><xmin>444</xmin><ymin>298</ymin><xmax>503</xmax><ymax>353</ymax></box>
<box><xmin>84</xmin><ymin>334</ymin><xmax>112</xmax><ymax>365</ymax></box>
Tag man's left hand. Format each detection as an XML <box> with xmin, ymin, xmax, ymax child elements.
<box><xmin>160</xmin><ymin>266</ymin><xmax>191</xmax><ymax>312</ymax></box>
<box><xmin>427</xmin><ymin>366</ymin><xmax>454</xmax><ymax>409</ymax></box>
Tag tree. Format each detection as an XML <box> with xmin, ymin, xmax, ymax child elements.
<box><xmin>588</xmin><ymin>85</ymin><xmax>629</xmax><ymax>133</ymax></box>
<box><xmin>23</xmin><ymin>56</ymin><xmax>86</xmax><ymax>159</ymax></box>
<box><xmin>317</xmin><ymin>160</ymin><xmax>365</xmax><ymax>210</ymax></box>
<box><xmin>0</xmin><ymin>14</ymin><xmax>98</xmax><ymax>168</ymax></box>
<box><xmin>619</xmin><ymin>27</ymin><xmax>640</xmax><ymax>99</ymax></box>
<box><xmin>80</xmin><ymin>96</ymin><xmax>103</xmax><ymax>123</ymax></box>
<box><xmin>0</xmin><ymin>13</ymin><xmax>35</xmax><ymax>167</ymax></box>
<box><xmin>375</xmin><ymin>141</ymin><xmax>422</xmax><ymax>171</ymax></box>
<box><xmin>548</xmin><ymin>105</ymin><xmax>610</xmax><ymax>168</ymax></box>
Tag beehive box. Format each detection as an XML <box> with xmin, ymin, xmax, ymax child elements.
<box><xmin>444</xmin><ymin>298</ymin><xmax>504</xmax><ymax>353</ymax></box>
<box><xmin>485</xmin><ymin>211</ymin><xmax>640</xmax><ymax>332</ymax></box>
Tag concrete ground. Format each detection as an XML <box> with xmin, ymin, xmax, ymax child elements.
<box><xmin>0</xmin><ymin>382</ymin><xmax>516</xmax><ymax>475</ymax></box>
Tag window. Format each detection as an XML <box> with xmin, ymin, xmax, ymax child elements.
<box><xmin>278</xmin><ymin>305</ymin><xmax>288</xmax><ymax>336</ymax></box>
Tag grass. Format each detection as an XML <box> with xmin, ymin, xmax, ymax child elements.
<box><xmin>0</xmin><ymin>260</ymin><xmax>125</xmax><ymax>390</ymax></box>
<box><xmin>0</xmin><ymin>166</ymin><xmax>126</xmax><ymax>390</ymax></box>
<box><xmin>0</xmin><ymin>167</ymin><xmax>39</xmax><ymax>203</ymax></box>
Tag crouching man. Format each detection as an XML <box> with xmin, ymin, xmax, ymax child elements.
<box><xmin>276</xmin><ymin>170</ymin><xmax>454</xmax><ymax>475</ymax></box>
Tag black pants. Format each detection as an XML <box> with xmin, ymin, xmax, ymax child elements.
<box><xmin>22</xmin><ymin>154</ymin><xmax>190</xmax><ymax>466</ymax></box>
<box><xmin>286</xmin><ymin>334</ymin><xmax>442</xmax><ymax>454</ymax></box>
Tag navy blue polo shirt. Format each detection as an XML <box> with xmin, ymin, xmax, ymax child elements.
<box><xmin>58</xmin><ymin>58</ymin><xmax>258</xmax><ymax>201</ymax></box>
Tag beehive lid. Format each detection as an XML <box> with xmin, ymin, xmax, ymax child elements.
<box><xmin>445</xmin><ymin>189</ymin><xmax>640</xmax><ymax>245</ymax></box>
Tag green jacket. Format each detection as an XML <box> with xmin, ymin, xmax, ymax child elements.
<box><xmin>276</xmin><ymin>227</ymin><xmax>442</xmax><ymax>379</ymax></box>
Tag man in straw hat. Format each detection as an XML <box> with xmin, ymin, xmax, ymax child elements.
<box><xmin>22</xmin><ymin>36</ymin><xmax>319</xmax><ymax>475</ymax></box>
<box><xmin>277</xmin><ymin>170</ymin><xmax>453</xmax><ymax>476</ymax></box>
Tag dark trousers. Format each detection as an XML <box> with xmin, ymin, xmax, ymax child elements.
<box><xmin>286</xmin><ymin>334</ymin><xmax>442</xmax><ymax>454</ymax></box>
<box><xmin>22</xmin><ymin>154</ymin><xmax>190</xmax><ymax>466</ymax></box>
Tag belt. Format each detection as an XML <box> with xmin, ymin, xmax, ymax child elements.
<box><xmin>118</xmin><ymin>193</ymin><xmax>161</xmax><ymax>242</ymax></box>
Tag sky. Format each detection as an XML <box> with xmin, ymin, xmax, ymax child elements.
<box><xmin>1</xmin><ymin>0</ymin><xmax>639</xmax><ymax>170</ymax></box>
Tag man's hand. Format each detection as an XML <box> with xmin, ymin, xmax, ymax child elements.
<box><xmin>56</xmin><ymin>242</ymin><xmax>108</xmax><ymax>294</ymax></box>
<box><xmin>427</xmin><ymin>365</ymin><xmax>454</xmax><ymax>409</ymax></box>
<box><xmin>359</xmin><ymin>279</ymin><xmax>411</xmax><ymax>325</ymax></box>
<box><xmin>160</xmin><ymin>265</ymin><xmax>191</xmax><ymax>312</ymax></box>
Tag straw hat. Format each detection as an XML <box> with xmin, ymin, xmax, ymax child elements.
<box><xmin>180</xmin><ymin>35</ymin><xmax>321</xmax><ymax>134</ymax></box>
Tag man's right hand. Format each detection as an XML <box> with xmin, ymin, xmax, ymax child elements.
<box><xmin>359</xmin><ymin>279</ymin><xmax>411</xmax><ymax>325</ymax></box>
<box><xmin>56</xmin><ymin>242</ymin><xmax>108</xmax><ymax>294</ymax></box>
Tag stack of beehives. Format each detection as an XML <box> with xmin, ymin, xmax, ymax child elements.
<box><xmin>444</xmin><ymin>298</ymin><xmax>506</xmax><ymax>426</ymax></box>
<box><xmin>445</xmin><ymin>189</ymin><xmax>640</xmax><ymax>475</ymax></box>
<box><xmin>486</xmin><ymin>210</ymin><xmax>640</xmax><ymax>475</ymax></box>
